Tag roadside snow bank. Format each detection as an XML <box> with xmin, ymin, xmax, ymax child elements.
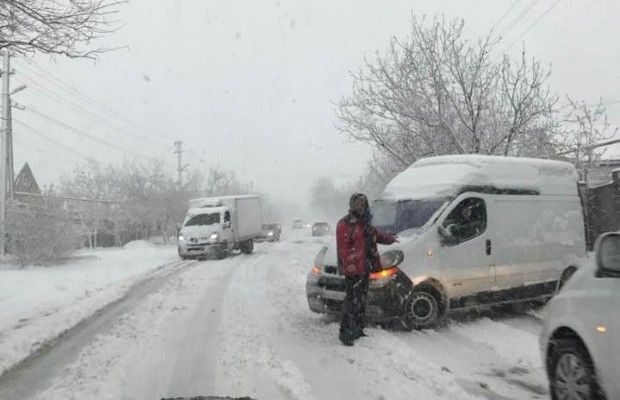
<box><xmin>123</xmin><ymin>240</ymin><xmax>158</xmax><ymax>250</ymax></box>
<box><xmin>0</xmin><ymin>245</ymin><xmax>178</xmax><ymax>376</ymax></box>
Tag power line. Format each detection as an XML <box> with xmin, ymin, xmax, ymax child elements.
<box><xmin>496</xmin><ymin>0</ymin><xmax>541</xmax><ymax>43</ymax></box>
<box><xmin>16</xmin><ymin>58</ymin><xmax>176</xmax><ymax>144</ymax></box>
<box><xmin>13</xmin><ymin>119</ymin><xmax>92</xmax><ymax>162</ymax></box>
<box><xmin>489</xmin><ymin>0</ymin><xmax>521</xmax><ymax>34</ymax></box>
<box><xmin>504</xmin><ymin>0</ymin><xmax>563</xmax><ymax>51</ymax></box>
<box><xmin>14</xmin><ymin>63</ymin><xmax>172</xmax><ymax>150</ymax></box>
<box><xmin>24</xmin><ymin>106</ymin><xmax>151</xmax><ymax>160</ymax></box>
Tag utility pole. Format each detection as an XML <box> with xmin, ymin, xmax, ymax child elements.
<box><xmin>174</xmin><ymin>140</ymin><xmax>188</xmax><ymax>186</ymax></box>
<box><xmin>0</xmin><ymin>51</ymin><xmax>9</xmax><ymax>254</ymax></box>
<box><xmin>7</xmin><ymin>95</ymin><xmax>13</xmax><ymax>200</ymax></box>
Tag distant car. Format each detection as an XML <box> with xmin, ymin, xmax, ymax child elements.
<box><xmin>311</xmin><ymin>222</ymin><xmax>330</xmax><ymax>236</ymax></box>
<box><xmin>540</xmin><ymin>231</ymin><xmax>620</xmax><ymax>400</ymax></box>
<box><xmin>258</xmin><ymin>223</ymin><xmax>281</xmax><ymax>242</ymax></box>
<box><xmin>292</xmin><ymin>219</ymin><xmax>304</xmax><ymax>229</ymax></box>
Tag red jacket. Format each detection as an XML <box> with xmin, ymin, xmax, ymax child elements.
<box><xmin>336</xmin><ymin>216</ymin><xmax>397</xmax><ymax>277</ymax></box>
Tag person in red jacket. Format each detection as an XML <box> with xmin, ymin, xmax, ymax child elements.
<box><xmin>336</xmin><ymin>193</ymin><xmax>397</xmax><ymax>346</ymax></box>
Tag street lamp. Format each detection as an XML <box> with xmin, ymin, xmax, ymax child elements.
<box><xmin>10</xmin><ymin>84</ymin><xmax>26</xmax><ymax>96</ymax></box>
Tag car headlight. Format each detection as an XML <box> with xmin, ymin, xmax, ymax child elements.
<box><xmin>210</xmin><ymin>233</ymin><xmax>219</xmax><ymax>240</ymax></box>
<box><xmin>380</xmin><ymin>250</ymin><xmax>404</xmax><ymax>268</ymax></box>
<box><xmin>268</xmin><ymin>232</ymin><xmax>274</xmax><ymax>236</ymax></box>
<box><xmin>178</xmin><ymin>235</ymin><xmax>184</xmax><ymax>242</ymax></box>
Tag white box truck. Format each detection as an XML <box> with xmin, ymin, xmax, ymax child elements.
<box><xmin>307</xmin><ymin>155</ymin><xmax>587</xmax><ymax>329</ymax></box>
<box><xmin>178</xmin><ymin>195</ymin><xmax>262</xmax><ymax>260</ymax></box>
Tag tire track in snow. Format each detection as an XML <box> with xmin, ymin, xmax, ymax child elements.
<box><xmin>0</xmin><ymin>259</ymin><xmax>197</xmax><ymax>399</ymax></box>
<box><xmin>27</xmin><ymin>255</ymin><xmax>250</xmax><ymax>400</ymax></box>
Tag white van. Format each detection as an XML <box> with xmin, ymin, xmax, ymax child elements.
<box><xmin>306</xmin><ymin>155</ymin><xmax>586</xmax><ymax>329</ymax></box>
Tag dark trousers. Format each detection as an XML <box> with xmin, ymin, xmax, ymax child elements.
<box><xmin>339</xmin><ymin>274</ymin><xmax>369</xmax><ymax>343</ymax></box>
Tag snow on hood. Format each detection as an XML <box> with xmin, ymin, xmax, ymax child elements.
<box><xmin>321</xmin><ymin>236</ymin><xmax>404</xmax><ymax>267</ymax></box>
<box><xmin>381</xmin><ymin>155</ymin><xmax>578</xmax><ymax>201</ymax></box>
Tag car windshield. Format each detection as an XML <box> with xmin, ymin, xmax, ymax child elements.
<box><xmin>184</xmin><ymin>213</ymin><xmax>220</xmax><ymax>226</ymax></box>
<box><xmin>373</xmin><ymin>199</ymin><xmax>447</xmax><ymax>236</ymax></box>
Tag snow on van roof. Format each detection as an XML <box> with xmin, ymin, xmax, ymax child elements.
<box><xmin>380</xmin><ymin>155</ymin><xmax>578</xmax><ymax>200</ymax></box>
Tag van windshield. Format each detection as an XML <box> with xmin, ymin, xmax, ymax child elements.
<box><xmin>184</xmin><ymin>213</ymin><xmax>220</xmax><ymax>226</ymax></box>
<box><xmin>372</xmin><ymin>199</ymin><xmax>446</xmax><ymax>236</ymax></box>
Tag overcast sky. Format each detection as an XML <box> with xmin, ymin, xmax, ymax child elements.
<box><xmin>10</xmin><ymin>0</ymin><xmax>620</xmax><ymax>206</ymax></box>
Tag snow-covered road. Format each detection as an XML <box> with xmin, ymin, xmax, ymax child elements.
<box><xmin>0</xmin><ymin>230</ymin><xmax>550</xmax><ymax>400</ymax></box>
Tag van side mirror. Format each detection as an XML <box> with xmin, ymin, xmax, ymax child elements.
<box><xmin>438</xmin><ymin>224</ymin><xmax>458</xmax><ymax>246</ymax></box>
<box><xmin>595</xmin><ymin>233</ymin><xmax>620</xmax><ymax>278</ymax></box>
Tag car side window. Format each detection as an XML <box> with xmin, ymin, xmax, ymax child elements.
<box><xmin>224</xmin><ymin>211</ymin><xmax>231</xmax><ymax>223</ymax></box>
<box><xmin>442</xmin><ymin>198</ymin><xmax>486</xmax><ymax>245</ymax></box>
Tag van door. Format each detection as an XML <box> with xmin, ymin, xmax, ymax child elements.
<box><xmin>437</xmin><ymin>196</ymin><xmax>495</xmax><ymax>305</ymax></box>
<box><xmin>492</xmin><ymin>197</ymin><xmax>558</xmax><ymax>300</ymax></box>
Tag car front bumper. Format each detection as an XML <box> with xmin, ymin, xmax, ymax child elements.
<box><xmin>305</xmin><ymin>270</ymin><xmax>412</xmax><ymax>323</ymax></box>
<box><xmin>178</xmin><ymin>242</ymin><xmax>225</xmax><ymax>258</ymax></box>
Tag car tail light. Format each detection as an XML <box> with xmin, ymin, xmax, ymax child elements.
<box><xmin>369</xmin><ymin>267</ymin><xmax>398</xmax><ymax>280</ymax></box>
<box><xmin>311</xmin><ymin>266</ymin><xmax>321</xmax><ymax>275</ymax></box>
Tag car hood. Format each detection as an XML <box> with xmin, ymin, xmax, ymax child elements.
<box><xmin>321</xmin><ymin>236</ymin><xmax>405</xmax><ymax>266</ymax></box>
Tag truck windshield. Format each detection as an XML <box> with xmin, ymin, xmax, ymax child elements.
<box><xmin>373</xmin><ymin>199</ymin><xmax>446</xmax><ymax>236</ymax></box>
<box><xmin>184</xmin><ymin>213</ymin><xmax>220</xmax><ymax>226</ymax></box>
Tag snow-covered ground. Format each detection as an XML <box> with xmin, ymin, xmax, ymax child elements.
<box><xmin>0</xmin><ymin>231</ymin><xmax>550</xmax><ymax>400</ymax></box>
<box><xmin>0</xmin><ymin>241</ymin><xmax>179</xmax><ymax>377</ymax></box>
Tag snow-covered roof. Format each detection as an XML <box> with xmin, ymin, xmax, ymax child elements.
<box><xmin>188</xmin><ymin>194</ymin><xmax>259</xmax><ymax>210</ymax></box>
<box><xmin>380</xmin><ymin>155</ymin><xmax>578</xmax><ymax>200</ymax></box>
<box><xmin>186</xmin><ymin>206</ymin><xmax>228</xmax><ymax>216</ymax></box>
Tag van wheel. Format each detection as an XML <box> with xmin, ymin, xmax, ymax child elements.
<box><xmin>403</xmin><ymin>288</ymin><xmax>441</xmax><ymax>330</ymax></box>
<box><xmin>559</xmin><ymin>267</ymin><xmax>577</xmax><ymax>290</ymax></box>
<box><xmin>240</xmin><ymin>239</ymin><xmax>254</xmax><ymax>255</ymax></box>
<box><xmin>548</xmin><ymin>338</ymin><xmax>603</xmax><ymax>400</ymax></box>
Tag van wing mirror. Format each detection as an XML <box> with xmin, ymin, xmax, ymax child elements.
<box><xmin>595</xmin><ymin>233</ymin><xmax>620</xmax><ymax>278</ymax></box>
<box><xmin>438</xmin><ymin>224</ymin><xmax>458</xmax><ymax>246</ymax></box>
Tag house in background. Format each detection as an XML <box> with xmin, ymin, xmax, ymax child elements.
<box><xmin>13</xmin><ymin>162</ymin><xmax>45</xmax><ymax>209</ymax></box>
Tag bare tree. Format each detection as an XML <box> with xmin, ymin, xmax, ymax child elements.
<box><xmin>556</xmin><ymin>97</ymin><xmax>618</xmax><ymax>180</ymax></box>
<box><xmin>337</xmin><ymin>16</ymin><xmax>557</xmax><ymax>169</ymax></box>
<box><xmin>0</xmin><ymin>0</ymin><xmax>124</xmax><ymax>58</ymax></box>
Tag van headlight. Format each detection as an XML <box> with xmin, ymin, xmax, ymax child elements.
<box><xmin>380</xmin><ymin>250</ymin><xmax>404</xmax><ymax>268</ymax></box>
<box><xmin>210</xmin><ymin>233</ymin><xmax>219</xmax><ymax>240</ymax></box>
<box><xmin>178</xmin><ymin>235</ymin><xmax>184</xmax><ymax>242</ymax></box>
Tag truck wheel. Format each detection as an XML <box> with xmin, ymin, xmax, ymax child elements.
<box><xmin>240</xmin><ymin>239</ymin><xmax>254</xmax><ymax>255</ymax></box>
<box><xmin>548</xmin><ymin>338</ymin><xmax>603</xmax><ymax>400</ymax></box>
<box><xmin>402</xmin><ymin>288</ymin><xmax>442</xmax><ymax>330</ymax></box>
<box><xmin>216</xmin><ymin>247</ymin><xmax>227</xmax><ymax>260</ymax></box>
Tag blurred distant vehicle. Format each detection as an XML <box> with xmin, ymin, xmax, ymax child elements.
<box><xmin>178</xmin><ymin>195</ymin><xmax>262</xmax><ymax>260</ymax></box>
<box><xmin>311</xmin><ymin>222</ymin><xmax>330</xmax><ymax>237</ymax></box>
<box><xmin>540</xmin><ymin>231</ymin><xmax>620</xmax><ymax>400</ymax></box>
<box><xmin>292</xmin><ymin>219</ymin><xmax>304</xmax><ymax>229</ymax></box>
<box><xmin>258</xmin><ymin>223</ymin><xmax>281</xmax><ymax>242</ymax></box>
